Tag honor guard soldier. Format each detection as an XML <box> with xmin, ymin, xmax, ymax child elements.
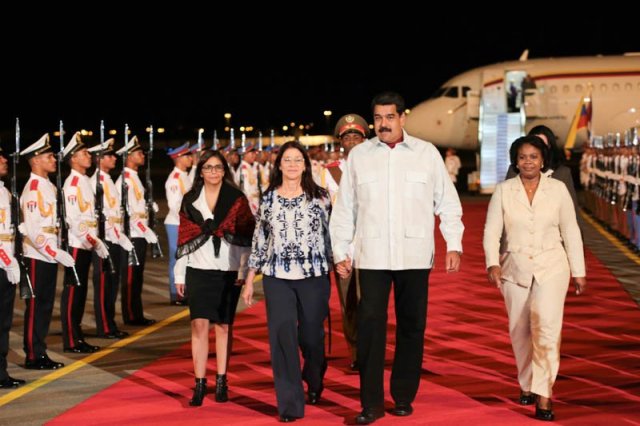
<box><xmin>88</xmin><ymin>139</ymin><xmax>133</xmax><ymax>338</ymax></box>
<box><xmin>20</xmin><ymin>134</ymin><xmax>73</xmax><ymax>369</ymax></box>
<box><xmin>164</xmin><ymin>142</ymin><xmax>193</xmax><ymax>305</ymax></box>
<box><xmin>238</xmin><ymin>144</ymin><xmax>261</xmax><ymax>215</ymax></box>
<box><xmin>115</xmin><ymin>136</ymin><xmax>158</xmax><ymax>326</ymax></box>
<box><xmin>59</xmin><ymin>133</ymin><xmax>110</xmax><ymax>353</ymax></box>
<box><xmin>0</xmin><ymin>146</ymin><xmax>25</xmax><ymax>387</ymax></box>
<box><xmin>324</xmin><ymin>113</ymin><xmax>369</xmax><ymax>370</ymax></box>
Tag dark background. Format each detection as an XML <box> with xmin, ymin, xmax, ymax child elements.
<box><xmin>2</xmin><ymin>10</ymin><xmax>636</xmax><ymax>148</ymax></box>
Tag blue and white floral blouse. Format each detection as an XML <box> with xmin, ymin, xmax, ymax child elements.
<box><xmin>248</xmin><ymin>190</ymin><xmax>332</xmax><ymax>279</ymax></box>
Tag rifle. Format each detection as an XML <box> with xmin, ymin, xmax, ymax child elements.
<box><xmin>11</xmin><ymin>118</ymin><xmax>34</xmax><ymax>299</ymax></box>
<box><xmin>146</xmin><ymin>125</ymin><xmax>162</xmax><ymax>258</ymax></box>
<box><xmin>238</xmin><ymin>131</ymin><xmax>245</xmax><ymax>188</ymax></box>
<box><xmin>56</xmin><ymin>121</ymin><xmax>81</xmax><ymax>286</ymax></box>
<box><xmin>121</xmin><ymin>125</ymin><xmax>140</xmax><ymax>266</ymax></box>
<box><xmin>96</xmin><ymin>121</ymin><xmax>116</xmax><ymax>275</ymax></box>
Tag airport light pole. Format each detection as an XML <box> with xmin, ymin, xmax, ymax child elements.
<box><xmin>323</xmin><ymin>110</ymin><xmax>332</xmax><ymax>134</ymax></box>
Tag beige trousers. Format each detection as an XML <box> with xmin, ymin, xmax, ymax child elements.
<box><xmin>501</xmin><ymin>276</ymin><xmax>569</xmax><ymax>398</ymax></box>
<box><xmin>333</xmin><ymin>269</ymin><xmax>359</xmax><ymax>362</ymax></box>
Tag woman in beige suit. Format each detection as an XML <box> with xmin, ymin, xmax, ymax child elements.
<box><xmin>483</xmin><ymin>135</ymin><xmax>586</xmax><ymax>421</ymax></box>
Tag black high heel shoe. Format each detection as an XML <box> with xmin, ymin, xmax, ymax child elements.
<box><xmin>189</xmin><ymin>378</ymin><xmax>207</xmax><ymax>406</ymax></box>
<box><xmin>519</xmin><ymin>390</ymin><xmax>536</xmax><ymax>405</ymax></box>
<box><xmin>535</xmin><ymin>399</ymin><xmax>554</xmax><ymax>421</ymax></box>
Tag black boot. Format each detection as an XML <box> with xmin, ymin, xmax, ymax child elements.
<box><xmin>215</xmin><ymin>374</ymin><xmax>228</xmax><ymax>403</ymax></box>
<box><xmin>189</xmin><ymin>378</ymin><xmax>207</xmax><ymax>406</ymax></box>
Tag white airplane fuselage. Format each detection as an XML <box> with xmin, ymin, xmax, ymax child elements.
<box><xmin>405</xmin><ymin>55</ymin><xmax>640</xmax><ymax>150</ymax></box>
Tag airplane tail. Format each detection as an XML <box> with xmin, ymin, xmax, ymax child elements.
<box><xmin>565</xmin><ymin>93</ymin><xmax>592</xmax><ymax>153</ymax></box>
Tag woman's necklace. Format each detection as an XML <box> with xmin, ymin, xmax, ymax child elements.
<box><xmin>523</xmin><ymin>181</ymin><xmax>539</xmax><ymax>194</ymax></box>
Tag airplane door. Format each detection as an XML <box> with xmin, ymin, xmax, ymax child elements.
<box><xmin>467</xmin><ymin>89</ymin><xmax>480</xmax><ymax>119</ymax></box>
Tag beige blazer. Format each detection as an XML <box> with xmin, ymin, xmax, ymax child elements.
<box><xmin>484</xmin><ymin>175</ymin><xmax>585</xmax><ymax>287</ymax></box>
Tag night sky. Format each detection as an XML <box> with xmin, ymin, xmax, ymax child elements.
<box><xmin>2</xmin><ymin>11</ymin><xmax>636</xmax><ymax>145</ymax></box>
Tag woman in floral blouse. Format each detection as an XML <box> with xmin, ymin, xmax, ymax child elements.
<box><xmin>243</xmin><ymin>141</ymin><xmax>332</xmax><ymax>423</ymax></box>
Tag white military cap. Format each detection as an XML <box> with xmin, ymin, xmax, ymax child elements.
<box><xmin>88</xmin><ymin>138</ymin><xmax>116</xmax><ymax>156</ymax></box>
<box><xmin>20</xmin><ymin>133</ymin><xmax>53</xmax><ymax>160</ymax></box>
<box><xmin>61</xmin><ymin>132</ymin><xmax>86</xmax><ymax>161</ymax></box>
<box><xmin>115</xmin><ymin>136</ymin><xmax>142</xmax><ymax>156</ymax></box>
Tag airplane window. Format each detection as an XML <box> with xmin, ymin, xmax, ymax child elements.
<box><xmin>625</xmin><ymin>83</ymin><xmax>632</xmax><ymax>91</ymax></box>
<box><xmin>444</xmin><ymin>87</ymin><xmax>459</xmax><ymax>98</ymax></box>
<box><xmin>462</xmin><ymin>86</ymin><xmax>471</xmax><ymax>96</ymax></box>
<box><xmin>562</xmin><ymin>85</ymin><xmax>570</xmax><ymax>94</ymax></box>
<box><xmin>613</xmin><ymin>83</ymin><xmax>620</xmax><ymax>92</ymax></box>
<box><xmin>575</xmin><ymin>84</ymin><xmax>583</xmax><ymax>93</ymax></box>
<box><xmin>549</xmin><ymin>86</ymin><xmax>557</xmax><ymax>94</ymax></box>
<box><xmin>600</xmin><ymin>84</ymin><xmax>607</xmax><ymax>93</ymax></box>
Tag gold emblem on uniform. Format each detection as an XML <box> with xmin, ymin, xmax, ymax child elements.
<box><xmin>345</xmin><ymin>115</ymin><xmax>355</xmax><ymax>123</ymax></box>
<box><xmin>35</xmin><ymin>234</ymin><xmax>46</xmax><ymax>248</ymax></box>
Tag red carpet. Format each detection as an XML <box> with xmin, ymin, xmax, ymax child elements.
<box><xmin>50</xmin><ymin>201</ymin><xmax>640</xmax><ymax>425</ymax></box>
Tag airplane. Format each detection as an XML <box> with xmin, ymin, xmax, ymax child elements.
<box><xmin>404</xmin><ymin>51</ymin><xmax>640</xmax><ymax>192</ymax></box>
<box><xmin>405</xmin><ymin>51</ymin><xmax>640</xmax><ymax>151</ymax></box>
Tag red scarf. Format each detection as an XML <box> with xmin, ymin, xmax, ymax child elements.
<box><xmin>176</xmin><ymin>182</ymin><xmax>255</xmax><ymax>259</ymax></box>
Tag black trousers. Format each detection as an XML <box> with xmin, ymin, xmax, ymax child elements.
<box><xmin>0</xmin><ymin>269</ymin><xmax>16</xmax><ymax>380</ymax></box>
<box><xmin>357</xmin><ymin>269</ymin><xmax>431</xmax><ymax>409</ymax></box>
<box><xmin>61</xmin><ymin>248</ymin><xmax>92</xmax><ymax>348</ymax></box>
<box><xmin>23</xmin><ymin>259</ymin><xmax>58</xmax><ymax>360</ymax></box>
<box><xmin>120</xmin><ymin>238</ymin><xmax>147</xmax><ymax>323</ymax></box>
<box><xmin>263</xmin><ymin>275</ymin><xmax>330</xmax><ymax>418</ymax></box>
<box><xmin>92</xmin><ymin>242</ymin><xmax>121</xmax><ymax>335</ymax></box>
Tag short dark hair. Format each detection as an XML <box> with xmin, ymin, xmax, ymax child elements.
<box><xmin>371</xmin><ymin>91</ymin><xmax>405</xmax><ymax>115</ymax></box>
<box><xmin>509</xmin><ymin>135</ymin><xmax>550</xmax><ymax>173</ymax></box>
<box><xmin>528</xmin><ymin>125</ymin><xmax>563</xmax><ymax>168</ymax></box>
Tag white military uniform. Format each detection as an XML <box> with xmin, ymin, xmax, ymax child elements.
<box><xmin>164</xmin><ymin>167</ymin><xmax>192</xmax><ymax>226</ymax></box>
<box><xmin>238</xmin><ymin>160</ymin><xmax>261</xmax><ymax>216</ymax></box>
<box><xmin>116</xmin><ymin>167</ymin><xmax>155</xmax><ymax>240</ymax></box>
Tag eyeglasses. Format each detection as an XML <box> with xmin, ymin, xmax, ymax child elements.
<box><xmin>202</xmin><ymin>164</ymin><xmax>225</xmax><ymax>173</ymax></box>
<box><xmin>282</xmin><ymin>158</ymin><xmax>304</xmax><ymax>164</ymax></box>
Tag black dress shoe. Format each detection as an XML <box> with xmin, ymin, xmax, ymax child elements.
<box><xmin>279</xmin><ymin>415</ymin><xmax>297</xmax><ymax>423</ymax></box>
<box><xmin>170</xmin><ymin>299</ymin><xmax>188</xmax><ymax>306</ymax></box>
<box><xmin>535</xmin><ymin>401</ymin><xmax>555</xmax><ymax>421</ymax></box>
<box><xmin>308</xmin><ymin>389</ymin><xmax>322</xmax><ymax>405</ymax></box>
<box><xmin>125</xmin><ymin>318</ymin><xmax>156</xmax><ymax>326</ymax></box>
<box><xmin>25</xmin><ymin>354</ymin><xmax>64</xmax><ymax>370</ymax></box>
<box><xmin>0</xmin><ymin>376</ymin><xmax>26</xmax><ymax>388</ymax></box>
<box><xmin>98</xmin><ymin>330</ymin><xmax>130</xmax><ymax>339</ymax></box>
<box><xmin>349</xmin><ymin>360</ymin><xmax>359</xmax><ymax>371</ymax></box>
<box><xmin>355</xmin><ymin>408</ymin><xmax>385</xmax><ymax>425</ymax></box>
<box><xmin>64</xmin><ymin>341</ymin><xmax>100</xmax><ymax>353</ymax></box>
<box><xmin>391</xmin><ymin>403</ymin><xmax>413</xmax><ymax>416</ymax></box>
<box><xmin>519</xmin><ymin>391</ymin><xmax>536</xmax><ymax>405</ymax></box>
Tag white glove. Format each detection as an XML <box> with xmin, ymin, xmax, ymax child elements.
<box><xmin>93</xmin><ymin>237</ymin><xmax>110</xmax><ymax>259</ymax></box>
<box><xmin>4</xmin><ymin>257</ymin><xmax>20</xmax><ymax>284</ymax></box>
<box><xmin>53</xmin><ymin>249</ymin><xmax>75</xmax><ymax>267</ymax></box>
<box><xmin>144</xmin><ymin>228</ymin><xmax>158</xmax><ymax>244</ymax></box>
<box><xmin>118</xmin><ymin>234</ymin><xmax>134</xmax><ymax>252</ymax></box>
<box><xmin>152</xmin><ymin>202</ymin><xmax>159</xmax><ymax>213</ymax></box>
